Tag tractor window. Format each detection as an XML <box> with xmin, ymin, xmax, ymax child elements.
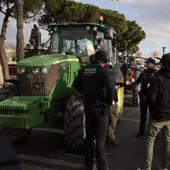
<box><xmin>50</xmin><ymin>27</ymin><xmax>94</xmax><ymax>59</ymax></box>
<box><xmin>104</xmin><ymin>40</ymin><xmax>113</xmax><ymax>59</ymax></box>
<box><xmin>59</xmin><ymin>38</ymin><xmax>94</xmax><ymax>57</ymax></box>
<box><xmin>51</xmin><ymin>34</ymin><xmax>59</xmax><ymax>53</ymax></box>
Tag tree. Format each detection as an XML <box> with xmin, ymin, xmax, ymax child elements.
<box><xmin>16</xmin><ymin>0</ymin><xmax>24</xmax><ymax>61</ymax></box>
<box><xmin>119</xmin><ymin>20</ymin><xmax>146</xmax><ymax>53</ymax></box>
<box><xmin>38</xmin><ymin>1</ymin><xmax>145</xmax><ymax>54</ymax></box>
<box><xmin>0</xmin><ymin>0</ymin><xmax>44</xmax><ymax>83</ymax></box>
<box><xmin>98</xmin><ymin>9</ymin><xmax>128</xmax><ymax>36</ymax></box>
<box><xmin>39</xmin><ymin>0</ymin><xmax>87</xmax><ymax>25</ymax></box>
<box><xmin>0</xmin><ymin>0</ymin><xmax>15</xmax><ymax>81</ymax></box>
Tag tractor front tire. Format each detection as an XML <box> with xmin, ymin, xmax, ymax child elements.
<box><xmin>5</xmin><ymin>128</ymin><xmax>31</xmax><ymax>143</ymax></box>
<box><xmin>64</xmin><ymin>90</ymin><xmax>85</xmax><ymax>153</ymax></box>
<box><xmin>132</xmin><ymin>85</ymin><xmax>138</xmax><ymax>107</ymax></box>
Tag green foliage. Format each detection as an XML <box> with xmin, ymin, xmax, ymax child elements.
<box><xmin>0</xmin><ymin>0</ymin><xmax>146</xmax><ymax>53</ymax></box>
<box><xmin>118</xmin><ymin>20</ymin><xmax>146</xmax><ymax>53</ymax></box>
<box><xmin>38</xmin><ymin>1</ymin><xmax>145</xmax><ymax>52</ymax></box>
<box><xmin>98</xmin><ymin>9</ymin><xmax>128</xmax><ymax>36</ymax></box>
<box><xmin>23</xmin><ymin>0</ymin><xmax>44</xmax><ymax>19</ymax></box>
<box><xmin>39</xmin><ymin>0</ymin><xmax>87</xmax><ymax>24</ymax></box>
<box><xmin>78</xmin><ymin>4</ymin><xmax>99</xmax><ymax>23</ymax></box>
<box><xmin>0</xmin><ymin>0</ymin><xmax>44</xmax><ymax>20</ymax></box>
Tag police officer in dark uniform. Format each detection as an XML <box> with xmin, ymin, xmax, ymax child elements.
<box><xmin>73</xmin><ymin>50</ymin><xmax>117</xmax><ymax>170</ymax></box>
<box><xmin>135</xmin><ymin>58</ymin><xmax>156</xmax><ymax>137</ymax></box>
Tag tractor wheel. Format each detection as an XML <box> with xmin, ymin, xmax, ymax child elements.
<box><xmin>5</xmin><ymin>128</ymin><xmax>31</xmax><ymax>143</ymax></box>
<box><xmin>132</xmin><ymin>70</ymin><xmax>139</xmax><ymax>107</ymax></box>
<box><xmin>132</xmin><ymin>85</ymin><xmax>138</xmax><ymax>107</ymax></box>
<box><xmin>64</xmin><ymin>90</ymin><xmax>85</xmax><ymax>153</ymax></box>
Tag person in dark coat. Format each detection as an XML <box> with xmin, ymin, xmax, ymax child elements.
<box><xmin>0</xmin><ymin>129</ymin><xmax>21</xmax><ymax>170</ymax></box>
<box><xmin>29</xmin><ymin>24</ymin><xmax>41</xmax><ymax>51</ymax></box>
<box><xmin>138</xmin><ymin>53</ymin><xmax>170</xmax><ymax>170</ymax></box>
<box><xmin>135</xmin><ymin>58</ymin><xmax>156</xmax><ymax>137</ymax></box>
<box><xmin>73</xmin><ymin>50</ymin><xmax>117</xmax><ymax>170</ymax></box>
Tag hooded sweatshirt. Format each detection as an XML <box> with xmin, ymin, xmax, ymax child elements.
<box><xmin>149</xmin><ymin>68</ymin><xmax>170</xmax><ymax>120</ymax></box>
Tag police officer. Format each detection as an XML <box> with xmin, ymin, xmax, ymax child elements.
<box><xmin>73</xmin><ymin>50</ymin><xmax>117</xmax><ymax>170</ymax></box>
<box><xmin>135</xmin><ymin>58</ymin><xmax>156</xmax><ymax>137</ymax></box>
<box><xmin>138</xmin><ymin>53</ymin><xmax>170</xmax><ymax>170</ymax></box>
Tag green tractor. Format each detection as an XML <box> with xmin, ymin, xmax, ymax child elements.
<box><xmin>0</xmin><ymin>23</ymin><xmax>124</xmax><ymax>152</ymax></box>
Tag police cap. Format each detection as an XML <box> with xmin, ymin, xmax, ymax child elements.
<box><xmin>146</xmin><ymin>58</ymin><xmax>155</xmax><ymax>64</ymax></box>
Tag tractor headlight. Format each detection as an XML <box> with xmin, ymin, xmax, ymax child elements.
<box><xmin>41</xmin><ymin>66</ymin><xmax>51</xmax><ymax>74</ymax></box>
<box><xmin>32</xmin><ymin>67</ymin><xmax>40</xmax><ymax>74</ymax></box>
<box><xmin>17</xmin><ymin>67</ymin><xmax>26</xmax><ymax>74</ymax></box>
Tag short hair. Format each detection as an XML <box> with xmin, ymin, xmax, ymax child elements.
<box><xmin>161</xmin><ymin>53</ymin><xmax>170</xmax><ymax>68</ymax></box>
<box><xmin>33</xmin><ymin>24</ymin><xmax>37</xmax><ymax>29</ymax></box>
<box><xmin>97</xmin><ymin>38</ymin><xmax>104</xmax><ymax>44</ymax></box>
<box><xmin>95</xmin><ymin>50</ymin><xmax>109</xmax><ymax>63</ymax></box>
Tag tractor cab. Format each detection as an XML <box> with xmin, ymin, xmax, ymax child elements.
<box><xmin>48</xmin><ymin>23</ymin><xmax>115</xmax><ymax>63</ymax></box>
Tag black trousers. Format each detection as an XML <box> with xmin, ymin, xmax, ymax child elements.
<box><xmin>84</xmin><ymin>104</ymin><xmax>109</xmax><ymax>170</ymax></box>
<box><xmin>139</xmin><ymin>96</ymin><xmax>149</xmax><ymax>133</ymax></box>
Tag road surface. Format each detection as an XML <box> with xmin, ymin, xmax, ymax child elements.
<box><xmin>14</xmin><ymin>95</ymin><xmax>167</xmax><ymax>170</ymax></box>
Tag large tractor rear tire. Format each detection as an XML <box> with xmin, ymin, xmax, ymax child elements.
<box><xmin>64</xmin><ymin>90</ymin><xmax>85</xmax><ymax>153</ymax></box>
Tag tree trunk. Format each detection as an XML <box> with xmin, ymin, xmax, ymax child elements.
<box><xmin>0</xmin><ymin>7</ymin><xmax>14</xmax><ymax>83</ymax></box>
<box><xmin>16</xmin><ymin>0</ymin><xmax>24</xmax><ymax>61</ymax></box>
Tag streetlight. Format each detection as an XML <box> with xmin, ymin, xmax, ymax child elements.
<box><xmin>162</xmin><ymin>47</ymin><xmax>166</xmax><ymax>55</ymax></box>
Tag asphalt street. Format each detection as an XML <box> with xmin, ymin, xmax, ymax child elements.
<box><xmin>14</xmin><ymin>95</ymin><xmax>167</xmax><ymax>170</ymax></box>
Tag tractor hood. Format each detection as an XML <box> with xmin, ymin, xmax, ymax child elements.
<box><xmin>17</xmin><ymin>54</ymin><xmax>79</xmax><ymax>67</ymax></box>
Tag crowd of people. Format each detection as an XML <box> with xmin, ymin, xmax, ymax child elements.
<box><xmin>74</xmin><ymin>49</ymin><xmax>170</xmax><ymax>170</ymax></box>
<box><xmin>0</xmin><ymin>36</ymin><xmax>169</xmax><ymax>169</ymax></box>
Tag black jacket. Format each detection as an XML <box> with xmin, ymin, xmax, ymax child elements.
<box><xmin>136</xmin><ymin>68</ymin><xmax>156</xmax><ymax>95</ymax></box>
<box><xmin>149</xmin><ymin>68</ymin><xmax>170</xmax><ymax>121</ymax></box>
<box><xmin>73</xmin><ymin>63</ymin><xmax>118</xmax><ymax>105</ymax></box>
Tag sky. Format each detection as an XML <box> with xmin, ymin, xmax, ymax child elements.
<box><xmin>0</xmin><ymin>0</ymin><xmax>170</xmax><ymax>58</ymax></box>
<box><xmin>76</xmin><ymin>0</ymin><xmax>170</xmax><ymax>57</ymax></box>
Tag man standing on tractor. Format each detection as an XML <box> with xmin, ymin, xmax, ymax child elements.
<box><xmin>73</xmin><ymin>50</ymin><xmax>117</xmax><ymax>170</ymax></box>
<box><xmin>29</xmin><ymin>24</ymin><xmax>41</xmax><ymax>52</ymax></box>
<box><xmin>135</xmin><ymin>58</ymin><xmax>156</xmax><ymax>137</ymax></box>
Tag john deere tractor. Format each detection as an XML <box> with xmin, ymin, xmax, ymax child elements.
<box><xmin>0</xmin><ymin>23</ymin><xmax>124</xmax><ymax>152</ymax></box>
